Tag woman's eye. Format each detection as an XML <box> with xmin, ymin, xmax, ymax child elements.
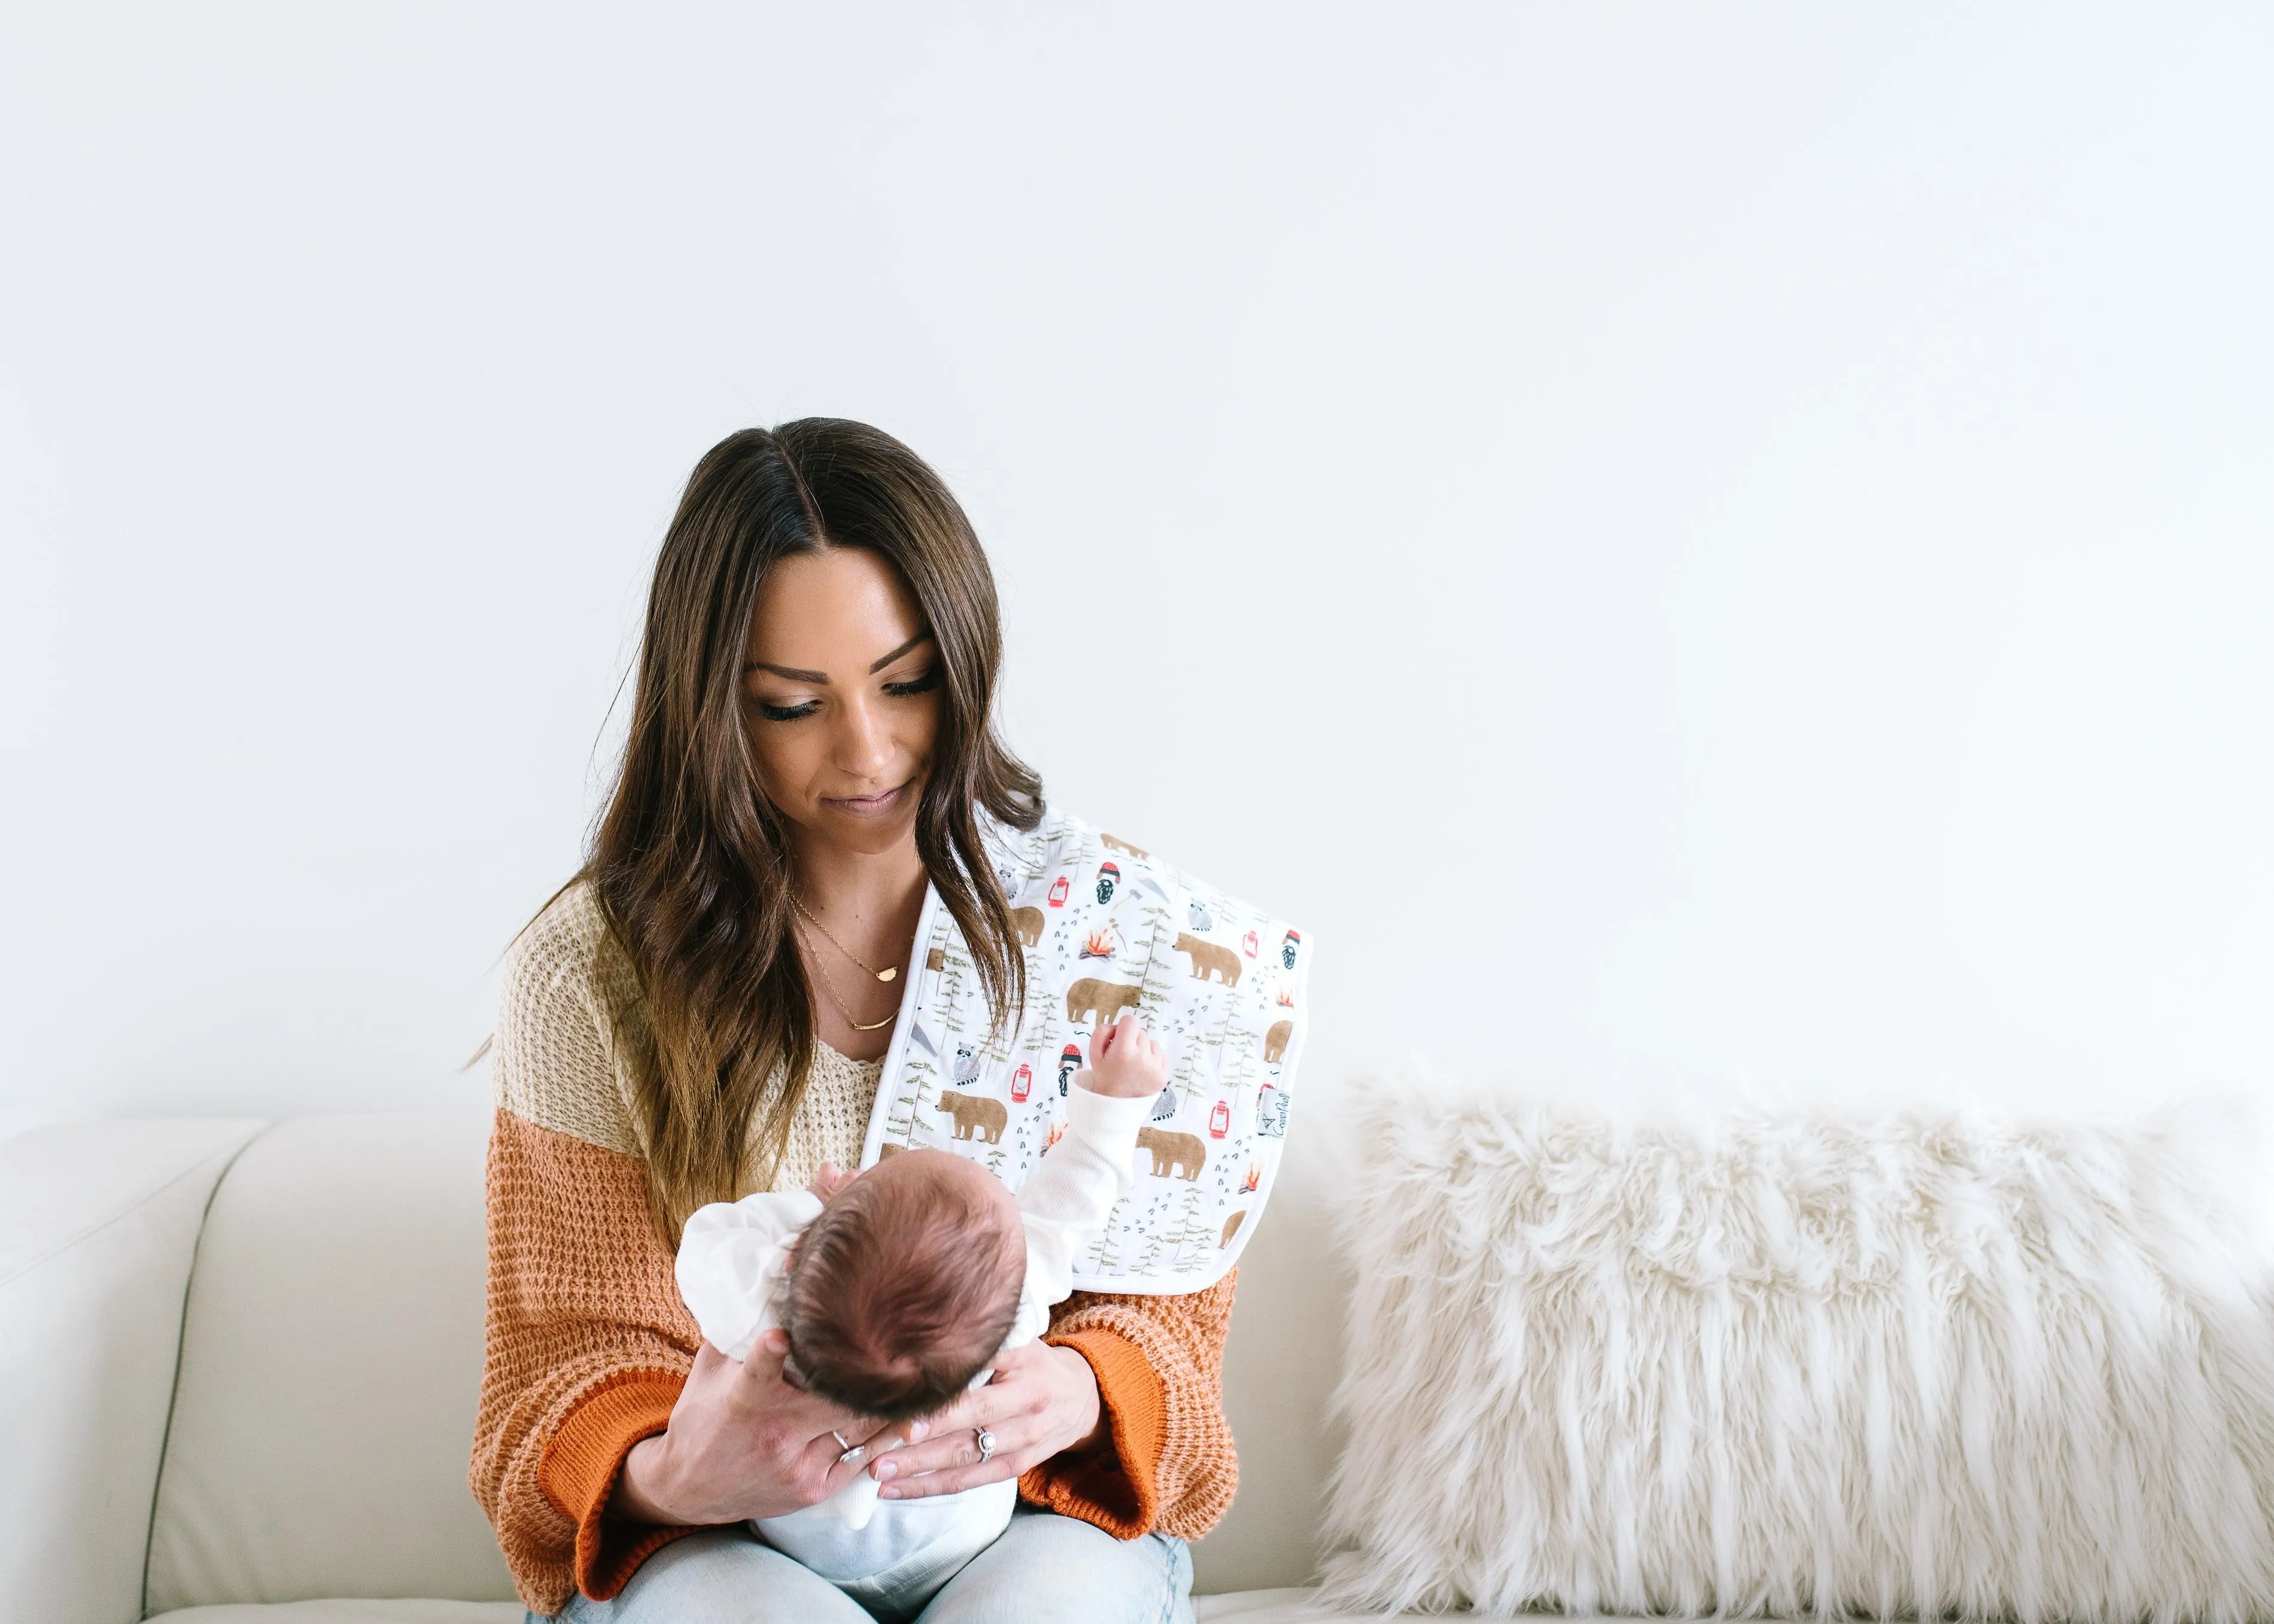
<box><xmin>884</xmin><ymin>669</ymin><xmax>941</xmax><ymax>698</ymax></box>
<box><xmin>755</xmin><ymin>699</ymin><xmax>820</xmax><ymax>722</ymax></box>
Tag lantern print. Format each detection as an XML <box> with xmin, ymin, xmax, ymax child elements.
<box><xmin>1208</xmin><ymin>1097</ymin><xmax>1232</xmax><ymax>1139</ymax></box>
<box><xmin>1095</xmin><ymin>861</ymin><xmax>1120</xmax><ymax>907</ymax></box>
<box><xmin>1241</xmin><ymin>929</ymin><xmax>1259</xmax><ymax>959</ymax></box>
<box><xmin>1047</xmin><ymin>874</ymin><xmax>1071</xmax><ymax>908</ymax></box>
<box><xmin>1056</xmin><ymin>1042</ymin><xmax>1083</xmax><ymax>1097</ymax></box>
<box><xmin>1281</xmin><ymin>929</ymin><xmax>1302</xmax><ymax>971</ymax></box>
<box><xmin>1011</xmin><ymin>1063</ymin><xmax>1033</xmax><ymax>1103</ymax></box>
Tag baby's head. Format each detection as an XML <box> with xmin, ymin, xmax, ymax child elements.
<box><xmin>780</xmin><ymin>1149</ymin><xmax>1024</xmax><ymax>1422</ymax></box>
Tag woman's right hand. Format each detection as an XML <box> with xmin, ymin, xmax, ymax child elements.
<box><xmin>609</xmin><ymin>1328</ymin><xmax>920</xmax><ymax>1525</ymax></box>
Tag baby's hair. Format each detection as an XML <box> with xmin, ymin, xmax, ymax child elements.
<box><xmin>780</xmin><ymin>1158</ymin><xmax>1026</xmax><ymax>1422</ymax></box>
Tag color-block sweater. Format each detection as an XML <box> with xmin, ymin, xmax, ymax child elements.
<box><xmin>469</xmin><ymin>883</ymin><xmax>1240</xmax><ymax>1615</ymax></box>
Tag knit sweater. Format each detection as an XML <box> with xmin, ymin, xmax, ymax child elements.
<box><xmin>469</xmin><ymin>883</ymin><xmax>1241</xmax><ymax>1614</ymax></box>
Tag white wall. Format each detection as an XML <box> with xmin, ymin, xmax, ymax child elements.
<box><xmin>3</xmin><ymin>3</ymin><xmax>2269</xmax><ymax>1144</ymax></box>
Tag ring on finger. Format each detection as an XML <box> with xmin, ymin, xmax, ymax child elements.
<box><xmin>974</xmin><ymin>1427</ymin><xmax>995</xmax><ymax>1464</ymax></box>
<box><xmin>832</xmin><ymin>1430</ymin><xmax>867</xmax><ymax>1468</ymax></box>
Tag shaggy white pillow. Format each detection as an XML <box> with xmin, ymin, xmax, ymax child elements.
<box><xmin>1318</xmin><ymin>1086</ymin><xmax>2274</xmax><ymax>1620</ymax></box>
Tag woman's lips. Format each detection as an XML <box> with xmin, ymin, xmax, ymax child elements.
<box><xmin>823</xmin><ymin>780</ymin><xmax>910</xmax><ymax>818</ymax></box>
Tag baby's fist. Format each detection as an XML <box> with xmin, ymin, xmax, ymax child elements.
<box><xmin>1083</xmin><ymin>1013</ymin><xmax>1166</xmax><ymax>1099</ymax></box>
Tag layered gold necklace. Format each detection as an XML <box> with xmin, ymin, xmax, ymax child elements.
<box><xmin>792</xmin><ymin>895</ymin><xmax>901</xmax><ymax>1032</ymax></box>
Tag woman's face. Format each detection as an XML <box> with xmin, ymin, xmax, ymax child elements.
<box><xmin>743</xmin><ymin>548</ymin><xmax>941</xmax><ymax>859</ymax></box>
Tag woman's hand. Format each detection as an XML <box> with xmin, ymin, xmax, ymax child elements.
<box><xmin>610</xmin><ymin>1329</ymin><xmax>919</xmax><ymax>1526</ymax></box>
<box><xmin>870</xmin><ymin>1340</ymin><xmax>1105</xmax><ymax>1500</ymax></box>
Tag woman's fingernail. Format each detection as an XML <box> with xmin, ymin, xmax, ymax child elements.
<box><xmin>879</xmin><ymin>1485</ymin><xmax>900</xmax><ymax>1499</ymax></box>
<box><xmin>872</xmin><ymin>1459</ymin><xmax>896</xmax><ymax>1480</ymax></box>
<box><xmin>908</xmin><ymin>1421</ymin><xmax>929</xmax><ymax>1442</ymax></box>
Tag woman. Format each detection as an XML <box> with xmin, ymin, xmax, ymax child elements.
<box><xmin>470</xmin><ymin>420</ymin><xmax>1237</xmax><ymax>1623</ymax></box>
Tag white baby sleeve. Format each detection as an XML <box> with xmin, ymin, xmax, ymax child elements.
<box><xmin>673</xmin><ymin>1190</ymin><xmax>824</xmax><ymax>1363</ymax></box>
<box><xmin>1005</xmin><ymin>1081</ymin><xmax>1154</xmax><ymax>1345</ymax></box>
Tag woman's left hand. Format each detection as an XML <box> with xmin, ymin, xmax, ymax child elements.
<box><xmin>870</xmin><ymin>1340</ymin><xmax>1105</xmax><ymax>1499</ymax></box>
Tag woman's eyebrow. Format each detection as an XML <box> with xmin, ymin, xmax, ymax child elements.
<box><xmin>866</xmin><ymin>631</ymin><xmax>934</xmax><ymax>673</ymax></box>
<box><xmin>743</xmin><ymin>632</ymin><xmax>933</xmax><ymax>685</ymax></box>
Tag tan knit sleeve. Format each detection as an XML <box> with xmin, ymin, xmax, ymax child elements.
<box><xmin>1023</xmin><ymin>1269</ymin><xmax>1241</xmax><ymax>1541</ymax></box>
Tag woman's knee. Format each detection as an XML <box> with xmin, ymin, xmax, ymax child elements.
<box><xmin>546</xmin><ymin>1528</ymin><xmax>871</xmax><ymax>1623</ymax></box>
<box><xmin>917</xmin><ymin>1511</ymin><xmax>1193</xmax><ymax>1624</ymax></box>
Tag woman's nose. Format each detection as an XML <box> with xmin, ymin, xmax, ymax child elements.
<box><xmin>832</xmin><ymin>694</ymin><xmax>895</xmax><ymax>778</ymax></box>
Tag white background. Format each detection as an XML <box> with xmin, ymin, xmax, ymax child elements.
<box><xmin>3</xmin><ymin>3</ymin><xmax>2270</xmax><ymax>1144</ymax></box>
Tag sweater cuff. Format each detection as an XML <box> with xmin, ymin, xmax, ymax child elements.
<box><xmin>1021</xmin><ymin>1328</ymin><xmax>1165</xmax><ymax>1538</ymax></box>
<box><xmin>537</xmin><ymin>1373</ymin><xmax>695</xmax><ymax>1601</ymax></box>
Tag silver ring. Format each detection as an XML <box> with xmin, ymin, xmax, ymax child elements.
<box><xmin>831</xmin><ymin>1431</ymin><xmax>851</xmax><ymax>1452</ymax></box>
<box><xmin>974</xmin><ymin>1427</ymin><xmax>995</xmax><ymax>1464</ymax></box>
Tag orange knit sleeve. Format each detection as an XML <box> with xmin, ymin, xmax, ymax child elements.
<box><xmin>1022</xmin><ymin>1268</ymin><xmax>1240</xmax><ymax>1540</ymax></box>
<box><xmin>470</xmin><ymin>1109</ymin><xmax>703</xmax><ymax>1614</ymax></box>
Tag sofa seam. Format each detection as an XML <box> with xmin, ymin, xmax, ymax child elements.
<box><xmin>0</xmin><ymin>1121</ymin><xmax>265</xmax><ymax>1290</ymax></box>
<box><xmin>136</xmin><ymin>1121</ymin><xmax>274</xmax><ymax>1622</ymax></box>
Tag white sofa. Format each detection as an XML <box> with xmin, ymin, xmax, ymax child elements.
<box><xmin>0</xmin><ymin>1114</ymin><xmax>1361</xmax><ymax>1623</ymax></box>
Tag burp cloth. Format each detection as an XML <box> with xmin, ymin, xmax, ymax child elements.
<box><xmin>858</xmin><ymin>807</ymin><xmax>1308</xmax><ymax>1294</ymax></box>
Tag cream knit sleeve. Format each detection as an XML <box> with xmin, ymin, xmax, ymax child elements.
<box><xmin>494</xmin><ymin>883</ymin><xmax>642</xmax><ymax>1157</ymax></box>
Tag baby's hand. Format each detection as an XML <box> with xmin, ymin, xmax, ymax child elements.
<box><xmin>807</xmin><ymin>1162</ymin><xmax>856</xmax><ymax>1202</ymax></box>
<box><xmin>1083</xmin><ymin>1014</ymin><xmax>1166</xmax><ymax>1099</ymax></box>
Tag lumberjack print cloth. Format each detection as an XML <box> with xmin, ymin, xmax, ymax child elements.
<box><xmin>858</xmin><ymin>807</ymin><xmax>1309</xmax><ymax>1294</ymax></box>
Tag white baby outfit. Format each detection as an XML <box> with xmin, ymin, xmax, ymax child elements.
<box><xmin>674</xmin><ymin>1079</ymin><xmax>1153</xmax><ymax>1595</ymax></box>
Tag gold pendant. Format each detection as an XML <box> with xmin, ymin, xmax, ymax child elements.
<box><xmin>878</xmin><ymin>967</ymin><xmax>896</xmax><ymax>983</ymax></box>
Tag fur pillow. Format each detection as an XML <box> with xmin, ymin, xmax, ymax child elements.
<box><xmin>1318</xmin><ymin>1087</ymin><xmax>2274</xmax><ymax>1619</ymax></box>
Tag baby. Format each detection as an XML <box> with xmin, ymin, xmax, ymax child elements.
<box><xmin>674</xmin><ymin>1013</ymin><xmax>1167</xmax><ymax>1609</ymax></box>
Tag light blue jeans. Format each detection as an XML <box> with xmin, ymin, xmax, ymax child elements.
<box><xmin>536</xmin><ymin>1509</ymin><xmax>1194</xmax><ymax>1624</ymax></box>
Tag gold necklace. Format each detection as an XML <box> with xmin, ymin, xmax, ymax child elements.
<box><xmin>801</xmin><ymin>937</ymin><xmax>899</xmax><ymax>1032</ymax></box>
<box><xmin>791</xmin><ymin>895</ymin><xmax>898</xmax><ymax>983</ymax></box>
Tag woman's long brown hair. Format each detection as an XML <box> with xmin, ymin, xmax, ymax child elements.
<box><xmin>586</xmin><ymin>419</ymin><xmax>1041</xmax><ymax>1245</ymax></box>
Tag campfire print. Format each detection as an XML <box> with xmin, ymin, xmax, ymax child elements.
<box><xmin>859</xmin><ymin>808</ymin><xmax>1311</xmax><ymax>1294</ymax></box>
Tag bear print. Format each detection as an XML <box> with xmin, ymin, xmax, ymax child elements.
<box><xmin>1136</xmin><ymin>1126</ymin><xmax>1206</xmax><ymax>1181</ymax></box>
<box><xmin>1174</xmin><ymin>933</ymin><xmax>1242</xmax><ymax>986</ymax></box>
<box><xmin>1066</xmin><ymin>978</ymin><xmax>1144</xmax><ymax>1026</ymax></box>
<box><xmin>935</xmin><ymin>1090</ymin><xmax>1008</xmax><ymax>1144</ymax></box>
<box><xmin>1263</xmin><ymin>1019</ymin><xmax>1293</xmax><ymax>1063</ymax></box>
<box><xmin>1010</xmin><ymin>906</ymin><xmax>1045</xmax><ymax>948</ymax></box>
<box><xmin>877</xmin><ymin>1143</ymin><xmax>903</xmax><ymax>1159</ymax></box>
<box><xmin>1220</xmin><ymin>1210</ymin><xmax>1247</xmax><ymax>1248</ymax></box>
<box><xmin>1100</xmin><ymin>833</ymin><xmax>1148</xmax><ymax>858</ymax></box>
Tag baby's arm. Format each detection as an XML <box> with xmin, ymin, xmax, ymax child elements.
<box><xmin>673</xmin><ymin>1189</ymin><xmax>823</xmax><ymax>1362</ymax></box>
<box><xmin>1009</xmin><ymin>1015</ymin><xmax>1166</xmax><ymax>1340</ymax></box>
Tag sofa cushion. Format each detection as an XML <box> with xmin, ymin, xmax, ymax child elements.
<box><xmin>145</xmin><ymin>1115</ymin><xmax>518</xmax><ymax>1610</ymax></box>
<box><xmin>0</xmin><ymin>1118</ymin><xmax>263</xmax><ymax>1624</ymax></box>
<box><xmin>1190</xmin><ymin>1127</ymin><xmax>1348</xmax><ymax>1595</ymax></box>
